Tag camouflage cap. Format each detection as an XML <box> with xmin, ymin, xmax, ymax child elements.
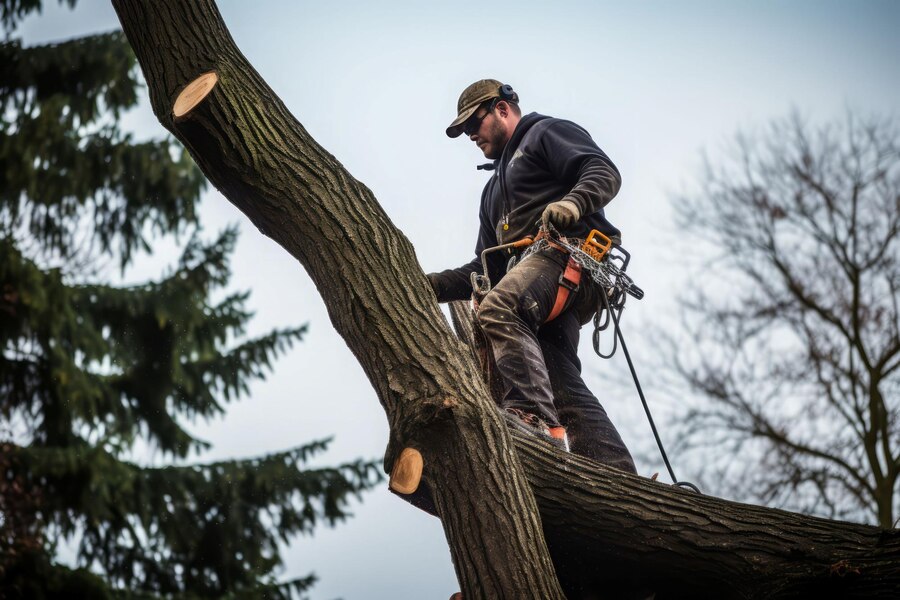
<box><xmin>446</xmin><ymin>78</ymin><xmax>509</xmax><ymax>138</ymax></box>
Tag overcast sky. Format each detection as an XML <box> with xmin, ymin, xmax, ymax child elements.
<box><xmin>18</xmin><ymin>1</ymin><xmax>900</xmax><ymax>598</ymax></box>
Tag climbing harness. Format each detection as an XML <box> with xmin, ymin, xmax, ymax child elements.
<box><xmin>545</xmin><ymin>255</ymin><xmax>581</xmax><ymax>323</ymax></box>
<box><xmin>518</xmin><ymin>227</ymin><xmax>645</xmax><ymax>311</ymax></box>
<box><xmin>472</xmin><ymin>224</ymin><xmax>700</xmax><ymax>493</ymax></box>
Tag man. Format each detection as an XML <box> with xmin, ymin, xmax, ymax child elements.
<box><xmin>427</xmin><ymin>79</ymin><xmax>635</xmax><ymax>473</ymax></box>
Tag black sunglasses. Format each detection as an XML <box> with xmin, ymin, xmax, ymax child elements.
<box><xmin>462</xmin><ymin>98</ymin><xmax>499</xmax><ymax>136</ymax></box>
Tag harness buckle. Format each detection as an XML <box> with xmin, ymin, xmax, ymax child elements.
<box><xmin>558</xmin><ymin>262</ymin><xmax>581</xmax><ymax>292</ymax></box>
<box><xmin>546</xmin><ymin>258</ymin><xmax>583</xmax><ymax>323</ymax></box>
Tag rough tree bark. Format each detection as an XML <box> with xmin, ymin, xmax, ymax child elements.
<box><xmin>110</xmin><ymin>1</ymin><xmax>900</xmax><ymax>598</ymax></box>
<box><xmin>110</xmin><ymin>3</ymin><xmax>563</xmax><ymax>598</ymax></box>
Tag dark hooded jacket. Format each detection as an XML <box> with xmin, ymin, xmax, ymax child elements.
<box><xmin>430</xmin><ymin>112</ymin><xmax>622</xmax><ymax>302</ymax></box>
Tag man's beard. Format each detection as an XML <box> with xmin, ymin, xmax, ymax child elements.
<box><xmin>482</xmin><ymin>119</ymin><xmax>507</xmax><ymax>159</ymax></box>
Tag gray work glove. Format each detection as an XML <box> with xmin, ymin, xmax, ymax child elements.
<box><xmin>541</xmin><ymin>199</ymin><xmax>581</xmax><ymax>230</ymax></box>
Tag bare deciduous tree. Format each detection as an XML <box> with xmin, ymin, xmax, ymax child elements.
<box><xmin>668</xmin><ymin>112</ymin><xmax>900</xmax><ymax>528</ymax></box>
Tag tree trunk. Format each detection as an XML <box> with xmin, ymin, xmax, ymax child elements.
<box><xmin>110</xmin><ymin>1</ymin><xmax>900</xmax><ymax>598</ymax></box>
<box><xmin>110</xmin><ymin>1</ymin><xmax>564</xmax><ymax>598</ymax></box>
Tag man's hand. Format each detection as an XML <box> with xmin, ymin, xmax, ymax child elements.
<box><xmin>541</xmin><ymin>199</ymin><xmax>581</xmax><ymax>230</ymax></box>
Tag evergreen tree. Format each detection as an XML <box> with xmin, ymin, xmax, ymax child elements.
<box><xmin>0</xmin><ymin>2</ymin><xmax>381</xmax><ymax>597</ymax></box>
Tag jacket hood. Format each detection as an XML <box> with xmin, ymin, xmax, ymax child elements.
<box><xmin>480</xmin><ymin>112</ymin><xmax>550</xmax><ymax>170</ymax></box>
<box><xmin>500</xmin><ymin>112</ymin><xmax>550</xmax><ymax>165</ymax></box>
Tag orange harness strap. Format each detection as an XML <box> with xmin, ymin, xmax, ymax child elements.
<box><xmin>545</xmin><ymin>257</ymin><xmax>582</xmax><ymax>323</ymax></box>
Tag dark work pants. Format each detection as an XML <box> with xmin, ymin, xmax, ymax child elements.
<box><xmin>476</xmin><ymin>248</ymin><xmax>636</xmax><ymax>473</ymax></box>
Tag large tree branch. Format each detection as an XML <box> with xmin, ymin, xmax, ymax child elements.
<box><xmin>516</xmin><ymin>432</ymin><xmax>900</xmax><ymax>599</ymax></box>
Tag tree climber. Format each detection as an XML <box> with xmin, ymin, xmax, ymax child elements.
<box><xmin>427</xmin><ymin>79</ymin><xmax>636</xmax><ymax>472</ymax></box>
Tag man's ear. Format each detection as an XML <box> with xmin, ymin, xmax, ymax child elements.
<box><xmin>495</xmin><ymin>100</ymin><xmax>510</xmax><ymax>118</ymax></box>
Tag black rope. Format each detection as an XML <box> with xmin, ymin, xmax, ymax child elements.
<box><xmin>592</xmin><ymin>304</ymin><xmax>617</xmax><ymax>359</ymax></box>
<box><xmin>595</xmin><ymin>292</ymin><xmax>701</xmax><ymax>494</ymax></box>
